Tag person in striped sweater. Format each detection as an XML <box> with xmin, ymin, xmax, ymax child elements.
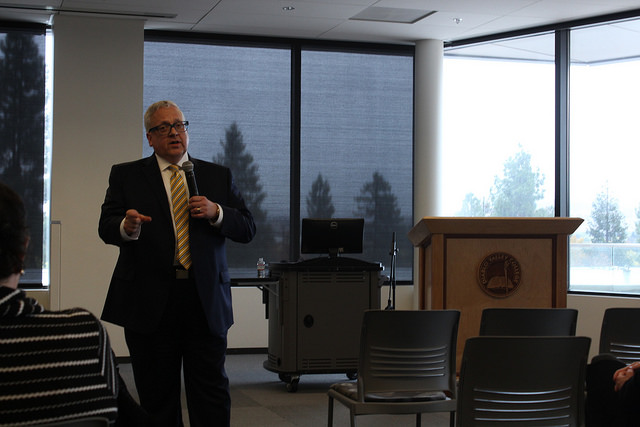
<box><xmin>0</xmin><ymin>182</ymin><xmax>120</xmax><ymax>426</ymax></box>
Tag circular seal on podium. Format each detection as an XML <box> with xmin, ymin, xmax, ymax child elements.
<box><xmin>477</xmin><ymin>252</ymin><xmax>522</xmax><ymax>298</ymax></box>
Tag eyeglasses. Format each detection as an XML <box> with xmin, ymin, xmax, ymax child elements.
<box><xmin>149</xmin><ymin>121</ymin><xmax>189</xmax><ymax>135</ymax></box>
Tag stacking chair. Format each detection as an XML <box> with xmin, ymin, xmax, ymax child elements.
<box><xmin>479</xmin><ymin>307</ymin><xmax>578</xmax><ymax>336</ymax></box>
<box><xmin>599</xmin><ymin>307</ymin><xmax>640</xmax><ymax>364</ymax></box>
<box><xmin>37</xmin><ymin>417</ymin><xmax>110</xmax><ymax>426</ymax></box>
<box><xmin>327</xmin><ymin>309</ymin><xmax>460</xmax><ymax>427</ymax></box>
<box><xmin>457</xmin><ymin>336</ymin><xmax>591</xmax><ymax>427</ymax></box>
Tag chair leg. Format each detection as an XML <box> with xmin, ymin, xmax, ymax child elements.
<box><xmin>449</xmin><ymin>411</ymin><xmax>455</xmax><ymax>427</ymax></box>
<box><xmin>350</xmin><ymin>411</ymin><xmax>356</xmax><ymax>427</ymax></box>
<box><xmin>416</xmin><ymin>412</ymin><xmax>421</xmax><ymax>426</ymax></box>
<box><xmin>327</xmin><ymin>396</ymin><xmax>334</xmax><ymax>427</ymax></box>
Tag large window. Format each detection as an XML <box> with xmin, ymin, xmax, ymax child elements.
<box><xmin>0</xmin><ymin>26</ymin><xmax>48</xmax><ymax>287</ymax></box>
<box><xmin>444</xmin><ymin>14</ymin><xmax>640</xmax><ymax>297</ymax></box>
<box><xmin>443</xmin><ymin>34</ymin><xmax>556</xmax><ymax>218</ymax></box>
<box><xmin>569</xmin><ymin>18</ymin><xmax>640</xmax><ymax>295</ymax></box>
<box><xmin>144</xmin><ymin>37</ymin><xmax>414</xmax><ymax>278</ymax></box>
<box><xmin>144</xmin><ymin>40</ymin><xmax>291</xmax><ymax>277</ymax></box>
<box><xmin>300</xmin><ymin>50</ymin><xmax>414</xmax><ymax>279</ymax></box>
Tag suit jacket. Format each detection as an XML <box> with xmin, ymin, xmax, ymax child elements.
<box><xmin>98</xmin><ymin>154</ymin><xmax>256</xmax><ymax>336</ymax></box>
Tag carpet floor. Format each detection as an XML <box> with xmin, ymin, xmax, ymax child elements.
<box><xmin>118</xmin><ymin>353</ymin><xmax>454</xmax><ymax>427</ymax></box>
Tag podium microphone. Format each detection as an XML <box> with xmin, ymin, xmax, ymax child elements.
<box><xmin>385</xmin><ymin>232</ymin><xmax>397</xmax><ymax>310</ymax></box>
<box><xmin>389</xmin><ymin>231</ymin><xmax>397</xmax><ymax>256</ymax></box>
<box><xmin>181</xmin><ymin>161</ymin><xmax>199</xmax><ymax>196</ymax></box>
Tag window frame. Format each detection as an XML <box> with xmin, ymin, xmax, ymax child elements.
<box><xmin>444</xmin><ymin>9</ymin><xmax>640</xmax><ymax>298</ymax></box>
<box><xmin>144</xmin><ymin>31</ymin><xmax>415</xmax><ymax>281</ymax></box>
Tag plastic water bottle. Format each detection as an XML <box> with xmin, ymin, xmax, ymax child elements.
<box><xmin>257</xmin><ymin>257</ymin><xmax>267</xmax><ymax>278</ymax></box>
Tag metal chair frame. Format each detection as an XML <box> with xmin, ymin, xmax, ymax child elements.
<box><xmin>327</xmin><ymin>309</ymin><xmax>460</xmax><ymax>427</ymax></box>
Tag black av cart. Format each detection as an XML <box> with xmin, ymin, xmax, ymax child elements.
<box><xmin>263</xmin><ymin>256</ymin><xmax>383</xmax><ymax>392</ymax></box>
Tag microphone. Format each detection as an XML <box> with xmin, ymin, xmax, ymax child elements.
<box><xmin>385</xmin><ymin>231</ymin><xmax>397</xmax><ymax>310</ymax></box>
<box><xmin>181</xmin><ymin>161</ymin><xmax>199</xmax><ymax>196</ymax></box>
<box><xmin>389</xmin><ymin>231</ymin><xmax>397</xmax><ymax>256</ymax></box>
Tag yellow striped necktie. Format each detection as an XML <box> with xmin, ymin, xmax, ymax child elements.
<box><xmin>169</xmin><ymin>165</ymin><xmax>192</xmax><ymax>270</ymax></box>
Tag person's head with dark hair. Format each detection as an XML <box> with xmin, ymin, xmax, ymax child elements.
<box><xmin>0</xmin><ymin>182</ymin><xmax>29</xmax><ymax>286</ymax></box>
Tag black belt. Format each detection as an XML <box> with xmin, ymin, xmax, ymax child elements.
<box><xmin>175</xmin><ymin>266</ymin><xmax>191</xmax><ymax>280</ymax></box>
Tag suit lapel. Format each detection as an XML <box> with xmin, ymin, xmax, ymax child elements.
<box><xmin>141</xmin><ymin>155</ymin><xmax>173</xmax><ymax>223</ymax></box>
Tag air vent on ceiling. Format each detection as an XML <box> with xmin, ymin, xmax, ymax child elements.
<box><xmin>350</xmin><ymin>7</ymin><xmax>436</xmax><ymax>24</ymax></box>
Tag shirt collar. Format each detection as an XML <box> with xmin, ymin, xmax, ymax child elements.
<box><xmin>155</xmin><ymin>153</ymin><xmax>189</xmax><ymax>172</ymax></box>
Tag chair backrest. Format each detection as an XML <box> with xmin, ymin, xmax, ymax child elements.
<box><xmin>599</xmin><ymin>307</ymin><xmax>640</xmax><ymax>363</ymax></box>
<box><xmin>457</xmin><ymin>336</ymin><xmax>591</xmax><ymax>427</ymax></box>
<box><xmin>479</xmin><ymin>307</ymin><xmax>578</xmax><ymax>336</ymax></box>
<box><xmin>36</xmin><ymin>417</ymin><xmax>110</xmax><ymax>426</ymax></box>
<box><xmin>357</xmin><ymin>309</ymin><xmax>460</xmax><ymax>401</ymax></box>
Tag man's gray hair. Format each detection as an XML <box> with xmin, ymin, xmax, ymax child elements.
<box><xmin>144</xmin><ymin>100</ymin><xmax>184</xmax><ymax>132</ymax></box>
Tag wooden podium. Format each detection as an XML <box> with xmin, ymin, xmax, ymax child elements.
<box><xmin>408</xmin><ymin>217</ymin><xmax>583</xmax><ymax>368</ymax></box>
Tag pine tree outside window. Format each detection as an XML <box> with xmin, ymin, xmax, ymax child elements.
<box><xmin>0</xmin><ymin>27</ymin><xmax>48</xmax><ymax>288</ymax></box>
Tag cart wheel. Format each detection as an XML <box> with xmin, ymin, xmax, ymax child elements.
<box><xmin>286</xmin><ymin>376</ymin><xmax>300</xmax><ymax>393</ymax></box>
<box><xmin>278</xmin><ymin>373</ymin><xmax>291</xmax><ymax>383</ymax></box>
<box><xmin>346</xmin><ymin>371</ymin><xmax>358</xmax><ymax>380</ymax></box>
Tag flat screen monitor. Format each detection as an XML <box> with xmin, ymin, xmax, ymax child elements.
<box><xmin>301</xmin><ymin>218</ymin><xmax>364</xmax><ymax>257</ymax></box>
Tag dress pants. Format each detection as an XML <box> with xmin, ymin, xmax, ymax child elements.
<box><xmin>585</xmin><ymin>354</ymin><xmax>640</xmax><ymax>427</ymax></box>
<box><xmin>125</xmin><ymin>274</ymin><xmax>230</xmax><ymax>427</ymax></box>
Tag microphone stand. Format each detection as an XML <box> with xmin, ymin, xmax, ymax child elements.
<box><xmin>385</xmin><ymin>232</ymin><xmax>398</xmax><ymax>310</ymax></box>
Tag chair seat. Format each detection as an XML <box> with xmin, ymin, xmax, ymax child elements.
<box><xmin>331</xmin><ymin>382</ymin><xmax>448</xmax><ymax>402</ymax></box>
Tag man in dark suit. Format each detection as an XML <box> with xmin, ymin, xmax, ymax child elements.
<box><xmin>99</xmin><ymin>100</ymin><xmax>256</xmax><ymax>427</ymax></box>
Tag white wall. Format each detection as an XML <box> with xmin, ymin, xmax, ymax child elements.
<box><xmin>44</xmin><ymin>14</ymin><xmax>640</xmax><ymax>358</ymax></box>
